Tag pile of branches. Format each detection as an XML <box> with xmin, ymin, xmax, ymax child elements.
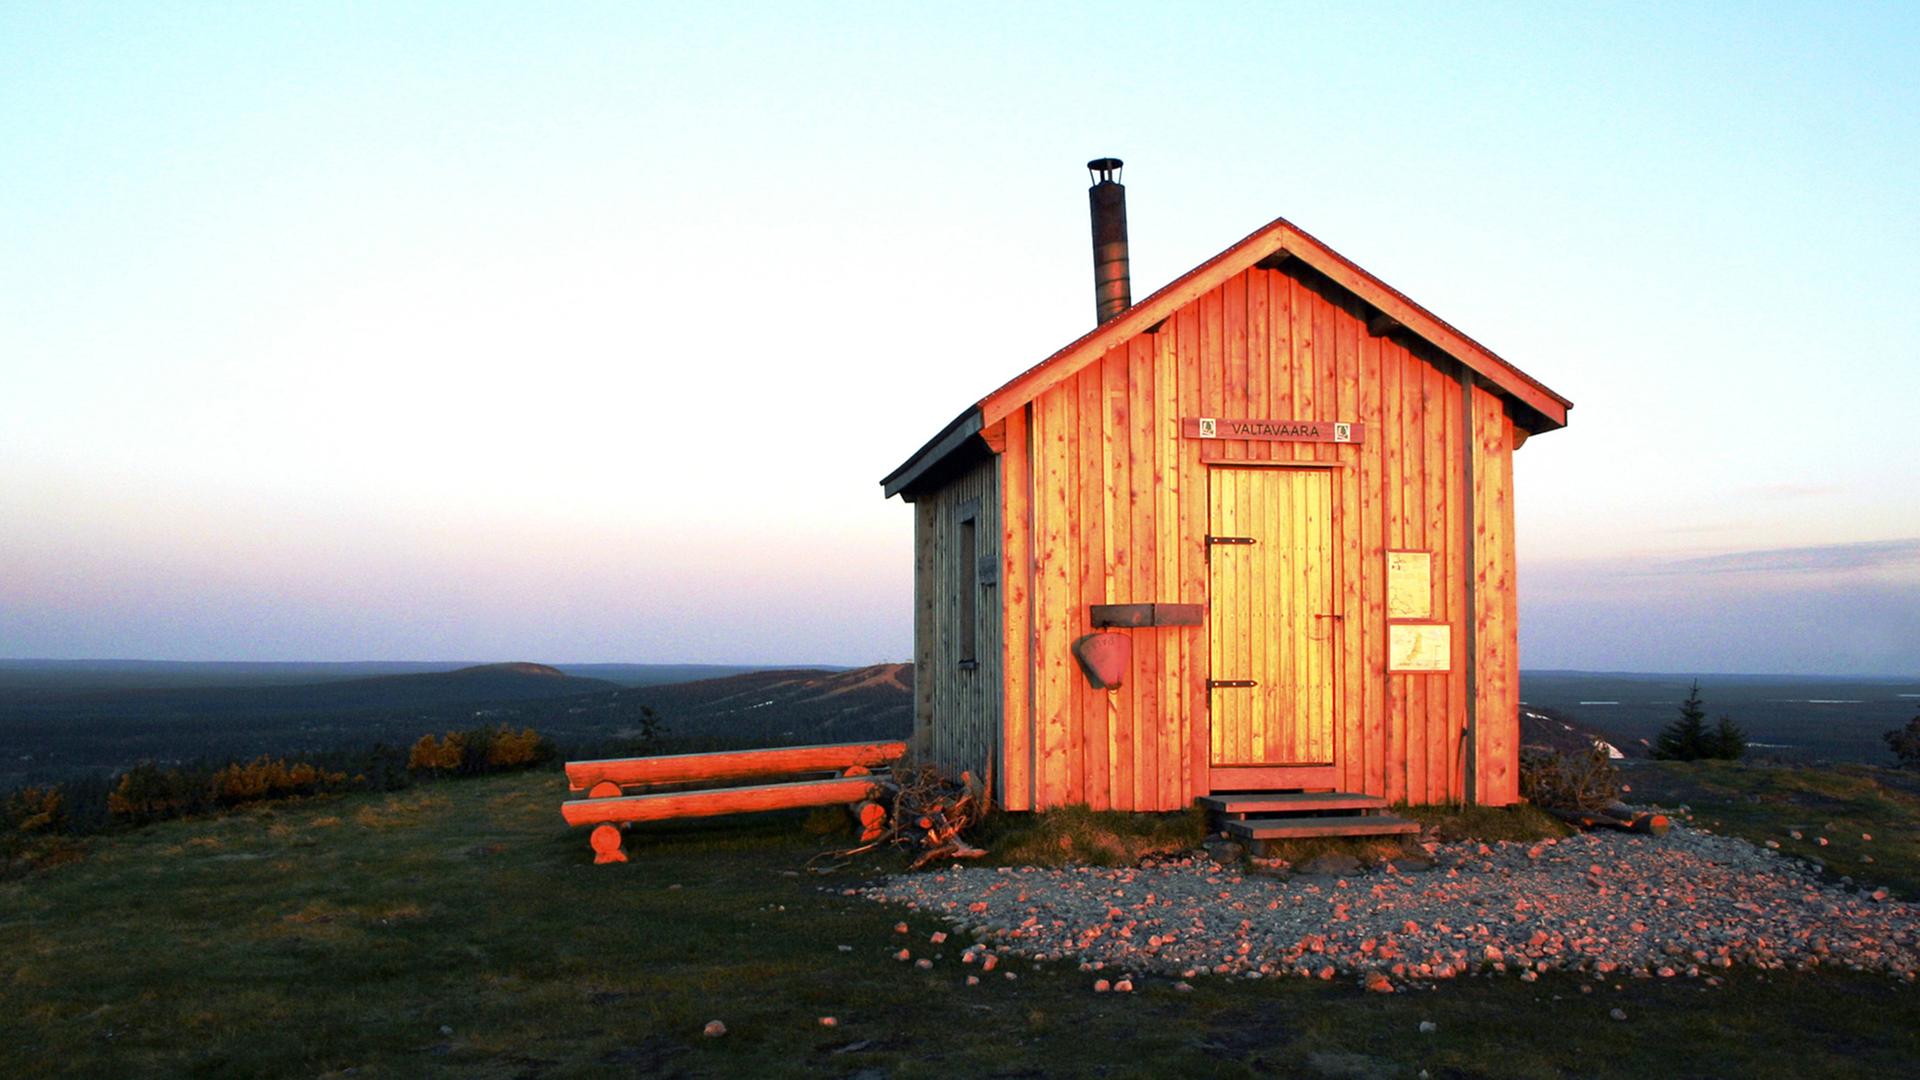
<box><xmin>1520</xmin><ymin>744</ymin><xmax>1620</xmax><ymax>812</ymax></box>
<box><xmin>816</xmin><ymin>764</ymin><xmax>989</xmax><ymax>870</ymax></box>
<box><xmin>1521</xmin><ymin>744</ymin><xmax>1668</xmax><ymax>836</ymax></box>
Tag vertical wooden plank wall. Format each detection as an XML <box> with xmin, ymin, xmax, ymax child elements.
<box><xmin>995</xmin><ymin>261</ymin><xmax>1522</xmax><ymax>810</ymax></box>
<box><xmin>916</xmin><ymin>457</ymin><xmax>1003</xmax><ymax>785</ymax></box>
<box><xmin>999</xmin><ymin>408</ymin><xmax>1034</xmax><ymax>810</ymax></box>
<box><xmin>912</xmin><ymin>500</ymin><xmax>936</xmax><ymax>758</ymax></box>
<box><xmin>1472</xmin><ymin>384</ymin><xmax>1521</xmax><ymax>804</ymax></box>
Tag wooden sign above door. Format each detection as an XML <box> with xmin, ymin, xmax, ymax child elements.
<box><xmin>1182</xmin><ymin>418</ymin><xmax>1365</xmax><ymax>444</ymax></box>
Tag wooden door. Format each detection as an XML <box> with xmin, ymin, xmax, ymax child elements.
<box><xmin>1208</xmin><ymin>468</ymin><xmax>1335</xmax><ymax>766</ymax></box>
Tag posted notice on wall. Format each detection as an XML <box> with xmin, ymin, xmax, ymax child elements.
<box><xmin>1389</xmin><ymin>623</ymin><xmax>1451</xmax><ymax>673</ymax></box>
<box><xmin>1386</xmin><ymin>551</ymin><xmax>1432</xmax><ymax>620</ymax></box>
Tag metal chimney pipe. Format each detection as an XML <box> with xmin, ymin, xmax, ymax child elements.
<box><xmin>1087</xmin><ymin>157</ymin><xmax>1131</xmax><ymax>324</ymax></box>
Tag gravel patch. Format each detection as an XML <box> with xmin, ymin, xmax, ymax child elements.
<box><xmin>849</xmin><ymin>828</ymin><xmax>1919</xmax><ymax>988</ymax></box>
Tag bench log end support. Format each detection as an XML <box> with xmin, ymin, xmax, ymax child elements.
<box><xmin>589</xmin><ymin>824</ymin><xmax>627</xmax><ymax>864</ymax></box>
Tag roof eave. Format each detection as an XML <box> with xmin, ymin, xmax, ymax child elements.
<box><xmin>879</xmin><ymin>407</ymin><xmax>983</xmax><ymax>499</ymax></box>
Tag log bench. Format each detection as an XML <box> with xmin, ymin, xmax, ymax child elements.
<box><xmin>560</xmin><ymin>740</ymin><xmax>907</xmax><ymax>863</ymax></box>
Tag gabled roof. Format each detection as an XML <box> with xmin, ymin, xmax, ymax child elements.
<box><xmin>882</xmin><ymin>215</ymin><xmax>1571</xmax><ymax>499</ymax></box>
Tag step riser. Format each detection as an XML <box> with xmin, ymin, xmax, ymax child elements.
<box><xmin>1214</xmin><ymin>809</ymin><xmax>1379</xmax><ymax>821</ymax></box>
<box><xmin>1222</xmin><ymin>815</ymin><xmax>1421</xmax><ymax>841</ymax></box>
<box><xmin>1201</xmin><ymin>792</ymin><xmax>1390</xmax><ymax>816</ymax></box>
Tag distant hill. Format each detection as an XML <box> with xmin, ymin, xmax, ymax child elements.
<box><xmin>0</xmin><ymin>663</ymin><xmax>622</xmax><ymax>785</ymax></box>
<box><xmin>622</xmin><ymin>663</ymin><xmax>914</xmax><ymax>745</ymax></box>
<box><xmin>554</xmin><ymin>663</ymin><xmax>795</xmax><ymax>687</ymax></box>
<box><xmin>1520</xmin><ymin>705</ymin><xmax>1634</xmax><ymax>760</ymax></box>
<box><xmin>2</xmin><ymin>663</ymin><xmax>619</xmax><ymax>720</ymax></box>
<box><xmin>0</xmin><ymin>660</ymin><xmax>909</xmax><ymax>789</ymax></box>
<box><xmin>0</xmin><ymin>659</ymin><xmax>771</xmax><ymax>696</ymax></box>
<box><xmin>1521</xmin><ymin>671</ymin><xmax>1920</xmax><ymax>765</ymax></box>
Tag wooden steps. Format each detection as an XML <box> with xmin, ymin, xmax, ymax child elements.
<box><xmin>1202</xmin><ymin>789</ymin><xmax>1421</xmax><ymax>849</ymax></box>
<box><xmin>1201</xmin><ymin>792</ymin><xmax>1388</xmax><ymax>818</ymax></box>
<box><xmin>1222</xmin><ymin>814</ymin><xmax>1421</xmax><ymax>841</ymax></box>
<box><xmin>561</xmin><ymin>740</ymin><xmax>907</xmax><ymax>864</ymax></box>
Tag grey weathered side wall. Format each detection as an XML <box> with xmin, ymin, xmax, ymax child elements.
<box><xmin>910</xmin><ymin>456</ymin><xmax>1002</xmax><ymax>784</ymax></box>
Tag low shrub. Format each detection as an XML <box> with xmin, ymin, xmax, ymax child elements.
<box><xmin>107</xmin><ymin>763</ymin><xmax>207</xmax><ymax>826</ymax></box>
<box><xmin>408</xmin><ymin>726</ymin><xmax>554</xmax><ymax>776</ymax></box>
<box><xmin>210</xmin><ymin>757</ymin><xmax>348</xmax><ymax>807</ymax></box>
<box><xmin>407</xmin><ymin>732</ymin><xmax>468</xmax><ymax>773</ymax></box>
<box><xmin>9</xmin><ymin>724</ymin><xmax>557</xmax><ymax>851</ymax></box>
<box><xmin>3</xmin><ymin>784</ymin><xmax>66</xmax><ymax>834</ymax></box>
<box><xmin>1520</xmin><ymin>743</ymin><xmax>1620</xmax><ymax>812</ymax></box>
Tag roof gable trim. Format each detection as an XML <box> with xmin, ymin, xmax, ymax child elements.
<box><xmin>976</xmin><ymin>217</ymin><xmax>1571</xmax><ymax>433</ymax></box>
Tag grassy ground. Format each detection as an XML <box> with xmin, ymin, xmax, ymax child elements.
<box><xmin>1</xmin><ymin>769</ymin><xmax>1915</xmax><ymax>1078</ymax></box>
<box><xmin>1625</xmin><ymin>759</ymin><xmax>1920</xmax><ymax>897</ymax></box>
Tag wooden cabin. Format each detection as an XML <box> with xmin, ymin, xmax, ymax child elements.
<box><xmin>881</xmin><ymin>162</ymin><xmax>1570</xmax><ymax>816</ymax></box>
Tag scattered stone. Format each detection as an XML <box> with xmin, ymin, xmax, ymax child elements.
<box><xmin>966</xmin><ymin>975</ymin><xmax>980</xmax><ymax>986</ymax></box>
<box><xmin>819</xmin><ymin>1017</ymin><xmax>837</xmax><ymax>1027</ymax></box>
<box><xmin>848</xmin><ymin>827</ymin><xmax>1920</xmax><ymax>987</ymax></box>
<box><xmin>1419</xmin><ymin>1020</ymin><xmax>1437</xmax><ymax>1034</ymax></box>
<box><xmin>930</xmin><ymin>931</ymin><xmax>947</xmax><ymax>944</ymax></box>
<box><xmin>438</xmin><ymin>1025</ymin><xmax>453</xmax><ymax>1036</ymax></box>
<box><xmin>703</xmin><ymin>1020</ymin><xmax>727</xmax><ymax>1038</ymax></box>
<box><xmin>1609</xmin><ymin>1009</ymin><xmax>1627</xmax><ymax>1022</ymax></box>
<box><xmin>1093</xmin><ymin>979</ymin><xmax>1111</xmax><ymax>993</ymax></box>
<box><xmin>1114</xmin><ymin>978</ymin><xmax>1134</xmax><ymax>992</ymax></box>
<box><xmin>1174</xmin><ymin>981</ymin><xmax>1194</xmax><ymax>993</ymax></box>
<box><xmin>894</xmin><ymin>949</ymin><xmax>911</xmax><ymax>962</ymax></box>
<box><xmin>1817</xmin><ymin>837</ymin><xmax>1830</xmax><ymax>847</ymax></box>
<box><xmin>1364</xmin><ymin>972</ymin><xmax>1394</xmax><ymax>993</ymax></box>
<box><xmin>915</xmin><ymin>958</ymin><xmax>933</xmax><ymax>970</ymax></box>
<box><xmin>894</xmin><ymin>922</ymin><xmax>909</xmax><ymax>934</ymax></box>
<box><xmin>837</xmin><ymin>945</ymin><xmax>852</xmax><ymax>952</ymax></box>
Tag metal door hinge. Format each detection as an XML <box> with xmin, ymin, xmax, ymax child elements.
<box><xmin>1205</xmin><ymin>535</ymin><xmax>1256</xmax><ymax>546</ymax></box>
<box><xmin>1207</xmin><ymin>679</ymin><xmax>1258</xmax><ymax>689</ymax></box>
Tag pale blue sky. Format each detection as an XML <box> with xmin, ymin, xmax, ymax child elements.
<box><xmin>3</xmin><ymin>3</ymin><xmax>1916</xmax><ymax>673</ymax></box>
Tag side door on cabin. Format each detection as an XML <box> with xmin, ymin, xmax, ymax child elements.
<box><xmin>1206</xmin><ymin>468</ymin><xmax>1336</xmax><ymax>767</ymax></box>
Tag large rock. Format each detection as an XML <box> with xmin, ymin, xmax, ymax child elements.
<box><xmin>1297</xmin><ymin>852</ymin><xmax>1362</xmax><ymax>877</ymax></box>
<box><xmin>1203</xmin><ymin>839</ymin><xmax>1246</xmax><ymax>865</ymax></box>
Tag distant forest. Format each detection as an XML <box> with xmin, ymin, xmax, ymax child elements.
<box><xmin>2</xmin><ymin>662</ymin><xmax>1911</xmax><ymax>797</ymax></box>
<box><xmin>0</xmin><ymin>661</ymin><xmax>905</xmax><ymax>793</ymax></box>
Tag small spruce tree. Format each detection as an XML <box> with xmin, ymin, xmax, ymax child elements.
<box><xmin>636</xmin><ymin>705</ymin><xmax>666</xmax><ymax>753</ymax></box>
<box><xmin>1654</xmin><ymin>680</ymin><xmax>1711</xmax><ymax>761</ymax></box>
<box><xmin>1710</xmin><ymin>715</ymin><xmax>1747</xmax><ymax>760</ymax></box>
<box><xmin>1887</xmin><ymin>714</ymin><xmax>1920</xmax><ymax>770</ymax></box>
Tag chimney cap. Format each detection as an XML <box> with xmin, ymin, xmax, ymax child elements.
<box><xmin>1087</xmin><ymin>158</ymin><xmax>1124</xmax><ymax>184</ymax></box>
